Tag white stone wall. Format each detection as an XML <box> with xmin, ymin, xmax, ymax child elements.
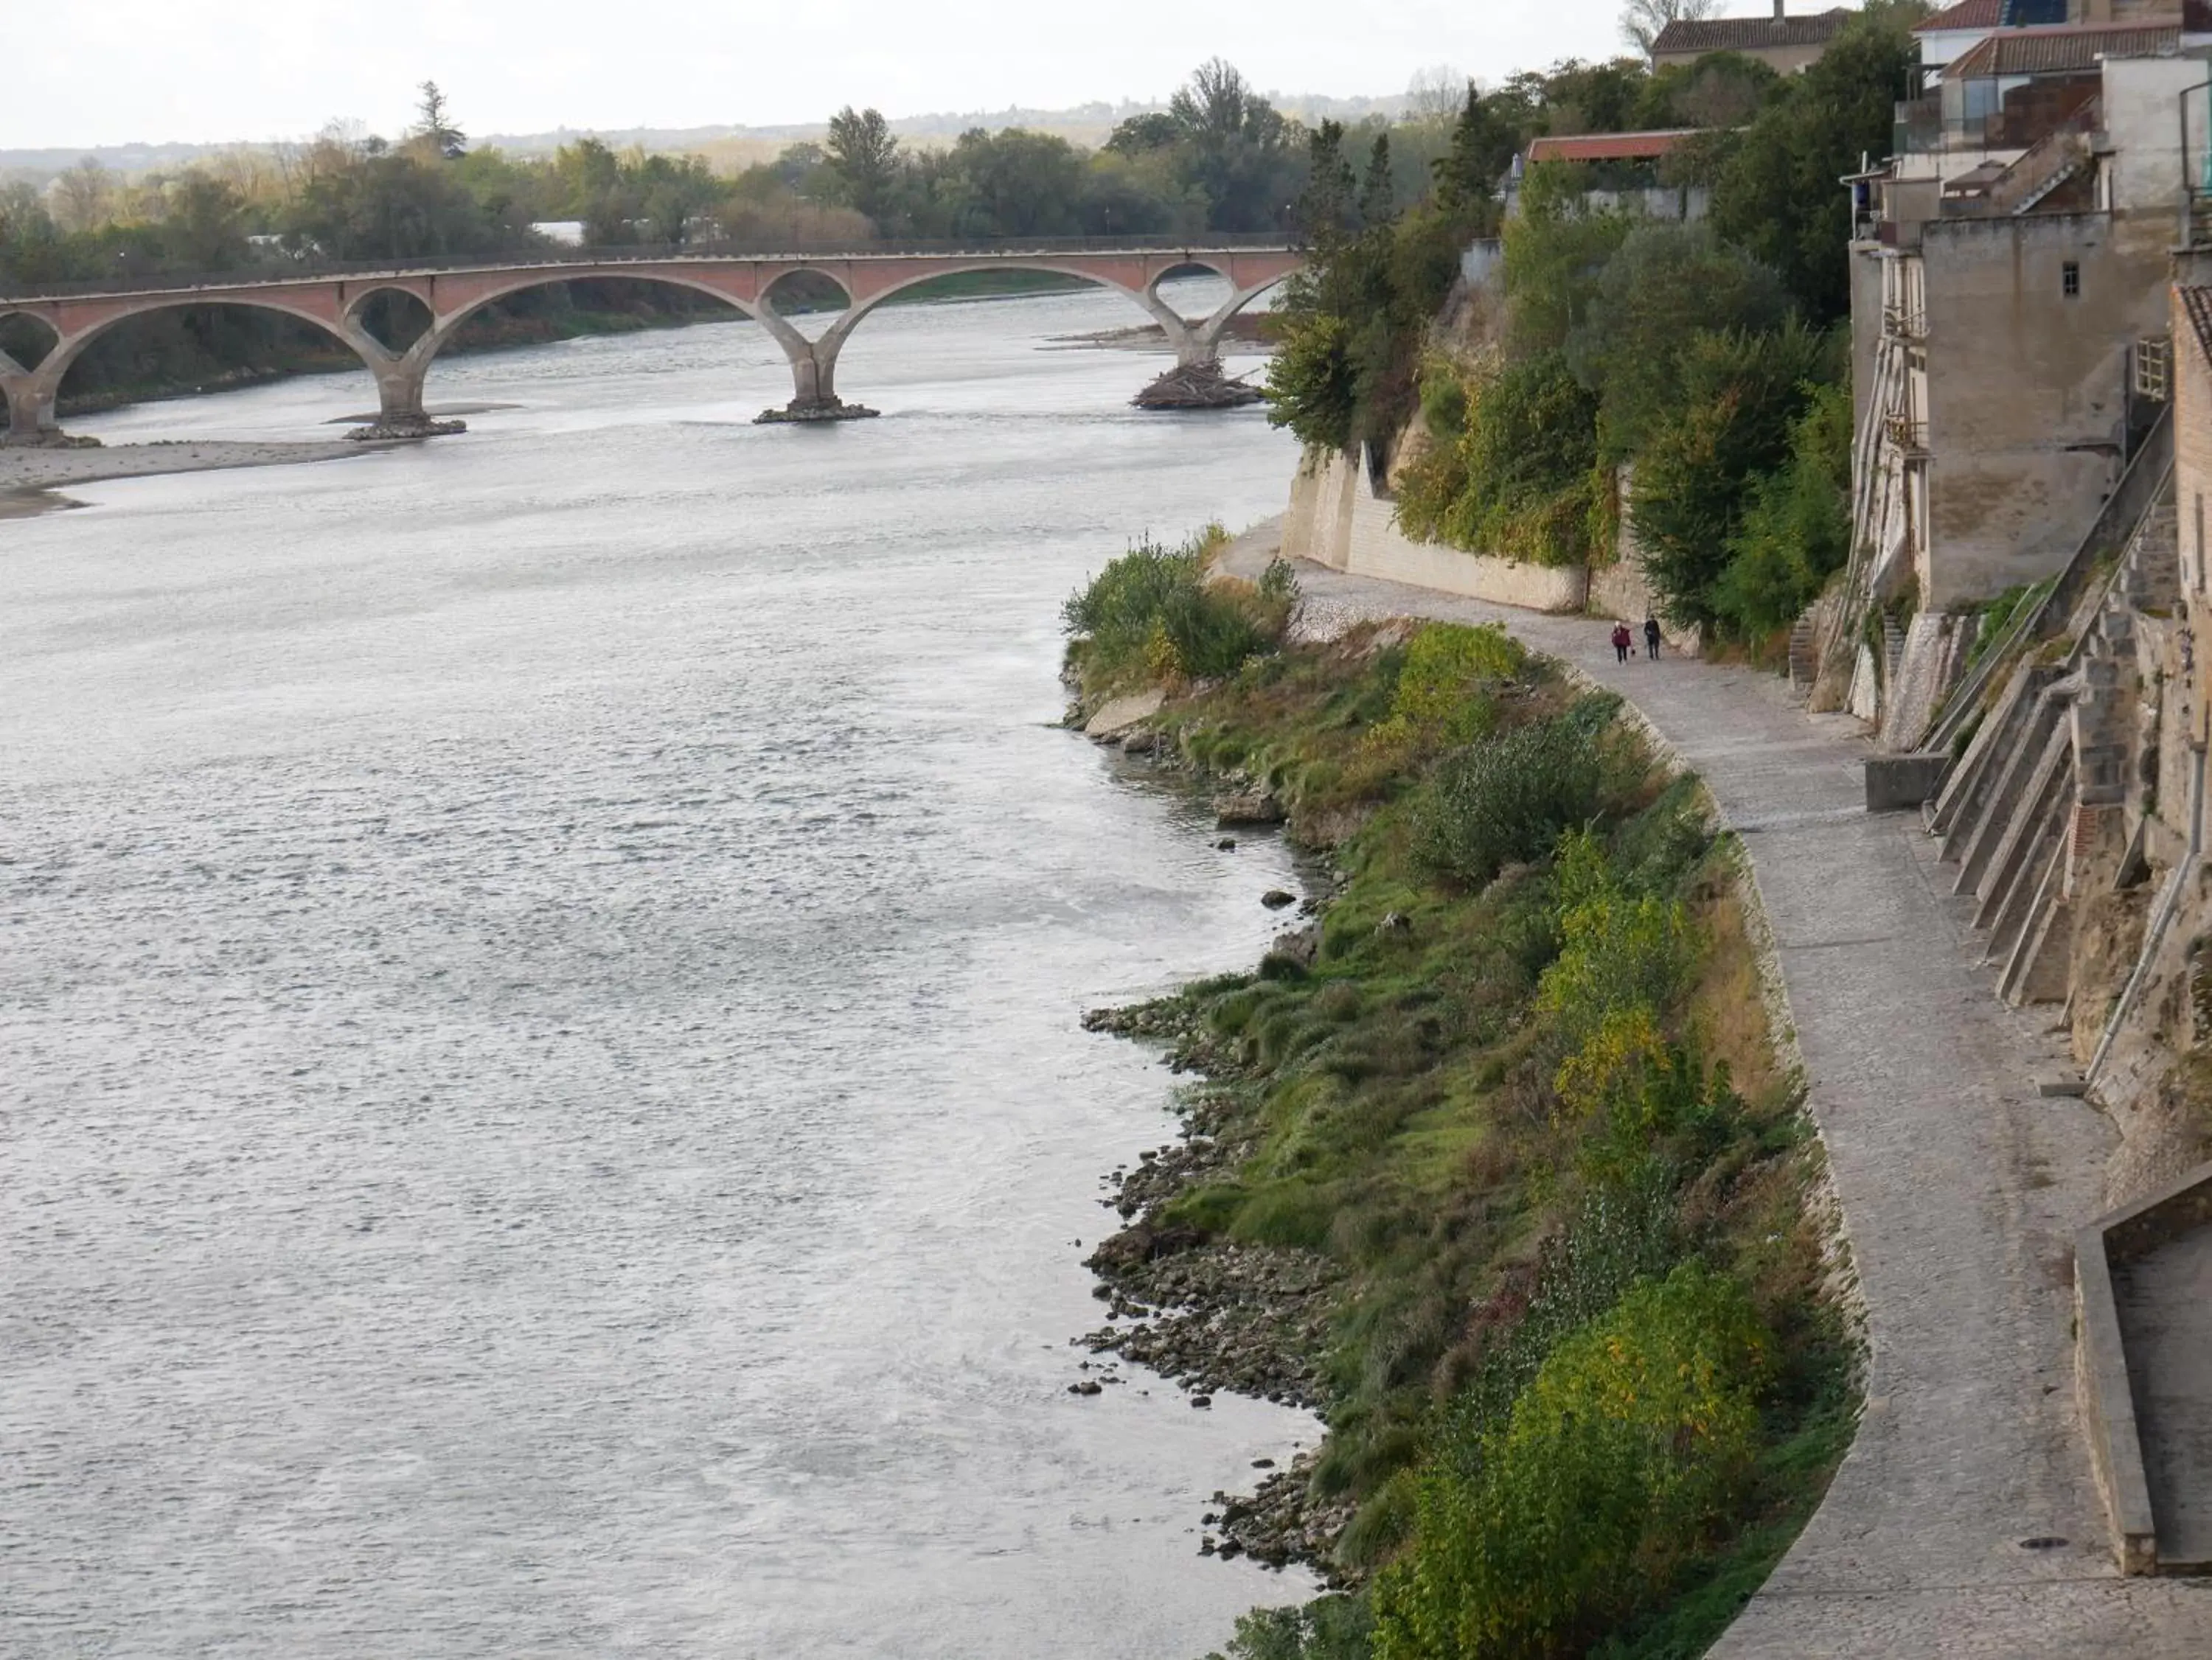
<box><xmin>1283</xmin><ymin>446</ymin><xmax>1589</xmax><ymax>613</ymax></box>
<box><xmin>2100</xmin><ymin>58</ymin><xmax>2203</xmax><ymax>220</ymax></box>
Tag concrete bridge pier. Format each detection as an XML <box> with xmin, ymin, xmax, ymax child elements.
<box><xmin>355</xmin><ymin>363</ymin><xmax>460</xmax><ymax>440</ymax></box>
<box><xmin>1130</xmin><ymin>277</ymin><xmax>1278</xmax><ymax>409</ymax></box>
<box><xmin>753</xmin><ymin>307</ymin><xmax>876</xmax><ymax>425</ymax></box>
<box><xmin>1</xmin><ymin>370</ymin><xmax>58</xmax><ymax>445</ymax></box>
<box><xmin>349</xmin><ymin>332</ymin><xmax>464</xmax><ymax>441</ymax></box>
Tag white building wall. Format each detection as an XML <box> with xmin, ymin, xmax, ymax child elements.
<box><xmin>2101</xmin><ymin>56</ymin><xmax>2206</xmax><ymax>217</ymax></box>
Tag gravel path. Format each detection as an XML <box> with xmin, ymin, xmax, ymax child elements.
<box><xmin>1217</xmin><ymin>524</ymin><xmax>2212</xmax><ymax>1656</ymax></box>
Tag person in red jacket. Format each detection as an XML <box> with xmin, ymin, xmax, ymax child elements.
<box><xmin>1610</xmin><ymin>621</ymin><xmax>1632</xmax><ymax>663</ymax></box>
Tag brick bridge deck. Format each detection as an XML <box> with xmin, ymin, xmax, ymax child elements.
<box><xmin>0</xmin><ymin>238</ymin><xmax>1302</xmax><ymax>439</ymax></box>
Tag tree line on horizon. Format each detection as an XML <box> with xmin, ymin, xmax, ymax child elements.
<box><xmin>1</xmin><ymin>61</ymin><xmax>1329</xmax><ymax>287</ymax></box>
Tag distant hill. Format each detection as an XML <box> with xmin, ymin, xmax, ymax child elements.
<box><xmin>0</xmin><ymin>91</ymin><xmax>1418</xmax><ymax>185</ymax></box>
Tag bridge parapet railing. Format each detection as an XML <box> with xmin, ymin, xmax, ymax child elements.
<box><xmin>0</xmin><ymin>234</ymin><xmax>1305</xmax><ymax>304</ymax></box>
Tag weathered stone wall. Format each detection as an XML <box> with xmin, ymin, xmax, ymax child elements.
<box><xmin>1848</xmin><ymin>237</ymin><xmax>1884</xmax><ymax>440</ymax></box>
<box><xmin>1920</xmin><ymin>212</ymin><xmax>2171</xmax><ymax>606</ymax></box>
<box><xmin>1282</xmin><ymin>445</ymin><xmax>1588</xmax><ymax>613</ymax></box>
<box><xmin>2101</xmin><ymin>58</ymin><xmax>2205</xmax><ymax>221</ymax></box>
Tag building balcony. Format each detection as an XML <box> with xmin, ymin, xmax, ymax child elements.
<box><xmin>1882</xmin><ymin>411</ymin><xmax>1930</xmax><ymax>455</ymax></box>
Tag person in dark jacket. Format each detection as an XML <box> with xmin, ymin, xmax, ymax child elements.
<box><xmin>1610</xmin><ymin>621</ymin><xmax>1632</xmax><ymax>663</ymax></box>
<box><xmin>1643</xmin><ymin>616</ymin><xmax>1661</xmax><ymax>660</ymax></box>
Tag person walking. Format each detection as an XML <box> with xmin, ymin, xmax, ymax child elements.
<box><xmin>1643</xmin><ymin>615</ymin><xmax>1661</xmax><ymax>660</ymax></box>
<box><xmin>1610</xmin><ymin>621</ymin><xmax>1632</xmax><ymax>663</ymax></box>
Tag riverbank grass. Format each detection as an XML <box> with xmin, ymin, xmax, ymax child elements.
<box><xmin>1061</xmin><ymin>582</ymin><xmax>1855</xmax><ymax>1660</ymax></box>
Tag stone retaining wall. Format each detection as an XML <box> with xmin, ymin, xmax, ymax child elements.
<box><xmin>1281</xmin><ymin>445</ymin><xmax>1588</xmax><ymax>613</ymax></box>
<box><xmin>2076</xmin><ymin>1157</ymin><xmax>2212</xmax><ymax>1574</ymax></box>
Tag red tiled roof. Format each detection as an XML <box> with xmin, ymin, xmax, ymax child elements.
<box><xmin>1524</xmin><ymin>129</ymin><xmax>1699</xmax><ymax>164</ymax></box>
<box><xmin>1651</xmin><ymin>8</ymin><xmax>1850</xmax><ymax>54</ymax></box>
<box><xmin>1915</xmin><ymin>0</ymin><xmax>2004</xmax><ymax>32</ymax></box>
<box><xmin>1944</xmin><ymin>21</ymin><xmax>2181</xmax><ymax>76</ymax></box>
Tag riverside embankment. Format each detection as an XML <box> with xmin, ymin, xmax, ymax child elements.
<box><xmin>1061</xmin><ymin>529</ymin><xmax>1857</xmax><ymax>1658</ymax></box>
<box><xmin>1194</xmin><ymin>526</ymin><xmax>2212</xmax><ymax>1657</ymax></box>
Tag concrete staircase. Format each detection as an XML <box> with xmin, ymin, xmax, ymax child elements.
<box><xmin>1787</xmin><ymin>610</ymin><xmax>1819</xmax><ymax>694</ymax></box>
<box><xmin>1926</xmin><ymin>487</ymin><xmax>2180</xmax><ymax>1006</ymax></box>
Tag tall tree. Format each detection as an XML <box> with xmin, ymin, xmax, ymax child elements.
<box><xmin>1621</xmin><ymin>0</ymin><xmax>1719</xmax><ymax>55</ymax></box>
<box><xmin>49</xmin><ymin>159</ymin><xmax>114</xmax><ymax>235</ymax></box>
<box><xmin>1297</xmin><ymin>121</ymin><xmax>1355</xmax><ymax>237</ymax></box>
<box><xmin>1359</xmin><ymin>133</ymin><xmax>1395</xmax><ymax>227</ymax></box>
<box><xmin>1706</xmin><ymin>7</ymin><xmax>1916</xmax><ymax>320</ymax></box>
<box><xmin>945</xmin><ymin>128</ymin><xmax>1085</xmax><ymax>237</ymax></box>
<box><xmin>1164</xmin><ymin>59</ymin><xmax>1298</xmax><ymax>231</ymax></box>
<box><xmin>1432</xmin><ymin>86</ymin><xmax>1518</xmax><ymax>217</ymax></box>
<box><xmin>1405</xmin><ymin>66</ymin><xmax>1472</xmax><ymax>123</ymax></box>
<box><xmin>163</xmin><ymin>174</ymin><xmax>251</xmax><ymax>269</ymax></box>
<box><xmin>826</xmin><ymin>106</ymin><xmax>900</xmax><ymax>223</ymax></box>
<box><xmin>412</xmin><ymin>81</ymin><xmax>467</xmax><ymax>161</ymax></box>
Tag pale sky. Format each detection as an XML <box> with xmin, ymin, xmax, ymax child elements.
<box><xmin>13</xmin><ymin>0</ymin><xmax>1794</xmax><ymax>151</ymax></box>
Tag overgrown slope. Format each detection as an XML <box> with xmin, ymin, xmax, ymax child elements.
<box><xmin>1063</xmin><ymin>577</ymin><xmax>1856</xmax><ymax>1659</ymax></box>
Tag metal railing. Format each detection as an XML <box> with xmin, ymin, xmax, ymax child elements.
<box><xmin>1975</xmin><ymin>105</ymin><xmax>2099</xmax><ymax>218</ymax></box>
<box><xmin>0</xmin><ymin>233</ymin><xmax>1304</xmax><ymax>304</ymax></box>
<box><xmin>1882</xmin><ymin>410</ymin><xmax>1928</xmax><ymax>453</ymax></box>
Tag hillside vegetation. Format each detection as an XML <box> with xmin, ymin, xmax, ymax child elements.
<box><xmin>1265</xmin><ymin>4</ymin><xmax>1918</xmax><ymax>647</ymax></box>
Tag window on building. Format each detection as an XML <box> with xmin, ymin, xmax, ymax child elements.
<box><xmin>2137</xmin><ymin>336</ymin><xmax>2171</xmax><ymax>402</ymax></box>
<box><xmin>2063</xmin><ymin>261</ymin><xmax>2081</xmax><ymax>299</ymax></box>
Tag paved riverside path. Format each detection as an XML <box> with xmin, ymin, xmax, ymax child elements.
<box><xmin>1214</xmin><ymin>530</ymin><xmax>2212</xmax><ymax>1655</ymax></box>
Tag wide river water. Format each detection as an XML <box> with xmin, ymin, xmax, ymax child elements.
<box><xmin>0</xmin><ymin>282</ymin><xmax>1315</xmax><ymax>1656</ymax></box>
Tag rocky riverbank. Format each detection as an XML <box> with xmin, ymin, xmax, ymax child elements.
<box><xmin>1070</xmin><ymin>716</ymin><xmax>1362</xmax><ymax>1580</ymax></box>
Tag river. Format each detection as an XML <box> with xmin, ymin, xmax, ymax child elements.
<box><xmin>0</xmin><ymin>281</ymin><xmax>1315</xmax><ymax>1657</ymax></box>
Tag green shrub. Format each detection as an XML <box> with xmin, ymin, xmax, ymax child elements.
<box><xmin>1965</xmin><ymin>579</ymin><xmax>2050</xmax><ymax>669</ymax></box>
<box><xmin>1266</xmin><ymin>310</ymin><xmax>1360</xmax><ymax>451</ymax></box>
<box><xmin>1708</xmin><ymin>381</ymin><xmax>1854</xmax><ymax>641</ymax></box>
<box><xmin>1373</xmin><ymin>1263</ymin><xmax>1773</xmax><ymax>1660</ymax></box>
<box><xmin>1369</xmin><ymin>622</ymin><xmax>1526</xmax><ymax>751</ymax></box>
<box><xmin>1554</xmin><ymin>1006</ymin><xmax>1735</xmax><ymax>1189</ymax></box>
<box><xmin>1413</xmin><ymin>706</ymin><xmax>1609</xmax><ymax>889</ymax></box>
<box><xmin>1062</xmin><ymin>529</ymin><xmax>1280</xmax><ymax>694</ymax></box>
<box><xmin>1562</xmin><ymin>222</ymin><xmax>1790</xmax><ymax>462</ymax></box>
<box><xmin>1500</xmin><ymin>170</ymin><xmax>1633</xmax><ymax>358</ymax></box>
<box><xmin>1436</xmin><ymin>1173</ymin><xmax>1686</xmax><ymax>1457</ymax></box>
<box><xmin>1533</xmin><ymin>830</ymin><xmax>1693</xmax><ymax>1059</ymax></box>
<box><xmin>1418</xmin><ymin>352</ymin><xmax>1470</xmax><ymax>438</ymax></box>
<box><xmin>1629</xmin><ymin>322</ymin><xmax>1832</xmax><ymax>631</ymax></box>
<box><xmin>1206</xmin><ymin>1594</ymin><xmax>1377</xmax><ymax>1660</ymax></box>
<box><xmin>1395</xmin><ymin>351</ymin><xmax>1604</xmax><ymax>568</ymax></box>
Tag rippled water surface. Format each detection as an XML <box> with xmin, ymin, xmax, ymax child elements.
<box><xmin>0</xmin><ymin>284</ymin><xmax>1315</xmax><ymax>1656</ymax></box>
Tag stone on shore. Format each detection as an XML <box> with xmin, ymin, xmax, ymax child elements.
<box><xmin>1214</xmin><ymin>788</ymin><xmax>1285</xmax><ymax>827</ymax></box>
<box><xmin>1084</xmin><ymin>688</ymin><xmax>1165</xmax><ymax>740</ymax></box>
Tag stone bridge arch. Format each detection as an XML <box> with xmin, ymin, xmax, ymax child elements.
<box><xmin>0</xmin><ymin>243</ymin><xmax>1303</xmax><ymax>441</ymax></box>
<box><xmin>361</xmin><ymin>268</ymin><xmax>793</xmax><ymax>429</ymax></box>
<box><xmin>0</xmin><ymin>291</ymin><xmax>398</xmax><ymax>443</ymax></box>
<box><xmin>798</xmin><ymin>257</ymin><xmax>1292</xmax><ymax>416</ymax></box>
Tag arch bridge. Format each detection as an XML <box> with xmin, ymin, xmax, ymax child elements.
<box><xmin>0</xmin><ymin>240</ymin><xmax>1303</xmax><ymax>442</ymax></box>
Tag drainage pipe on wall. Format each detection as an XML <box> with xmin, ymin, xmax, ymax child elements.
<box><xmin>2090</xmin><ymin>742</ymin><xmax>2208</xmax><ymax>1087</ymax></box>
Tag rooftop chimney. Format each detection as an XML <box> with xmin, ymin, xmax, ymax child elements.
<box><xmin>1773</xmin><ymin>0</ymin><xmax>1787</xmax><ymax>18</ymax></box>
